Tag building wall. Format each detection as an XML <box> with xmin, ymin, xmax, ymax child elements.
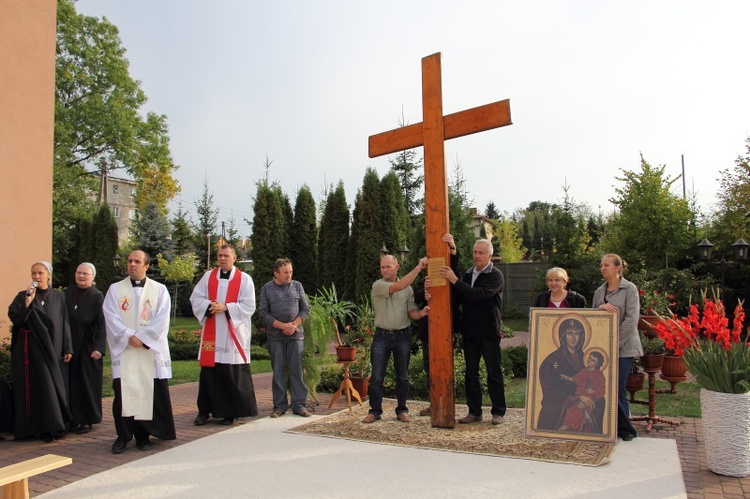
<box><xmin>105</xmin><ymin>176</ymin><xmax>137</xmax><ymax>244</ymax></box>
<box><xmin>0</xmin><ymin>0</ymin><xmax>57</xmax><ymax>337</ymax></box>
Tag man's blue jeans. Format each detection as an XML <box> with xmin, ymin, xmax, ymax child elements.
<box><xmin>368</xmin><ymin>329</ymin><xmax>411</xmax><ymax>417</ymax></box>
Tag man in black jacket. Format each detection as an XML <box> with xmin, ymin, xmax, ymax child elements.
<box><xmin>440</xmin><ymin>238</ymin><xmax>506</xmax><ymax>425</ymax></box>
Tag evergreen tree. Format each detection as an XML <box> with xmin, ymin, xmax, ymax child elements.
<box><xmin>344</xmin><ymin>191</ymin><xmax>361</xmax><ymax>300</ymax></box>
<box><xmin>485</xmin><ymin>201</ymin><xmax>500</xmax><ymax>220</ymax></box>
<box><xmin>318</xmin><ymin>181</ymin><xmax>350</xmax><ymax>296</ymax></box>
<box><xmin>380</xmin><ymin>172</ymin><xmax>411</xmax><ymax>255</ymax></box>
<box><xmin>91</xmin><ymin>203</ymin><xmax>120</xmax><ymax>289</ymax></box>
<box><xmin>131</xmin><ymin>201</ymin><xmax>173</xmax><ymax>263</ymax></box>
<box><xmin>354</xmin><ymin>168</ymin><xmax>385</xmax><ymax>299</ymax></box>
<box><xmin>224</xmin><ymin>213</ymin><xmax>243</xmax><ymax>254</ymax></box>
<box><xmin>250</xmin><ymin>182</ymin><xmax>285</xmax><ymax>286</ymax></box>
<box><xmin>389</xmin><ymin>149</ymin><xmax>424</xmax><ymax>217</ymax></box>
<box><xmin>448</xmin><ymin>162</ymin><xmax>478</xmax><ymax>270</ymax></box>
<box><xmin>291</xmin><ymin>186</ymin><xmax>318</xmax><ymax>292</ymax></box>
<box><xmin>171</xmin><ymin>201</ymin><xmax>195</xmax><ymax>256</ymax></box>
<box><xmin>193</xmin><ymin>176</ymin><xmax>218</xmax><ymax>273</ymax></box>
<box><xmin>280</xmin><ymin>188</ymin><xmax>294</xmax><ymax>259</ymax></box>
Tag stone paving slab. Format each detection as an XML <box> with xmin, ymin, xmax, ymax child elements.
<box><xmin>1</xmin><ymin>364</ymin><xmax>749</xmax><ymax>497</ymax></box>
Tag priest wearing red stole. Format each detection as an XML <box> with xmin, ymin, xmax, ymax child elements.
<box><xmin>190</xmin><ymin>244</ymin><xmax>258</xmax><ymax>426</ymax></box>
<box><xmin>103</xmin><ymin>250</ymin><xmax>176</xmax><ymax>454</ymax></box>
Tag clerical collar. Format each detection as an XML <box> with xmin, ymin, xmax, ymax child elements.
<box><xmin>219</xmin><ymin>269</ymin><xmax>232</xmax><ymax>279</ymax></box>
<box><xmin>131</xmin><ymin>279</ymin><xmax>146</xmax><ymax>287</ymax></box>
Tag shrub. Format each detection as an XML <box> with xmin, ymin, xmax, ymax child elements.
<box><xmin>251</xmin><ymin>345</ymin><xmax>270</xmax><ymax>360</ymax></box>
<box><xmin>0</xmin><ymin>338</ymin><xmax>10</xmax><ymax>384</ymax></box>
<box><xmin>503</xmin><ymin>303</ymin><xmax>526</xmax><ymax>319</ymax></box>
<box><xmin>169</xmin><ymin>341</ymin><xmax>199</xmax><ymax>361</ymax></box>
<box><xmin>503</xmin><ymin>345</ymin><xmax>528</xmax><ymax>378</ymax></box>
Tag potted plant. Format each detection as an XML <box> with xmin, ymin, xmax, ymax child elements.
<box><xmin>314</xmin><ymin>284</ymin><xmax>356</xmax><ymax>361</ymax></box>
<box><xmin>653</xmin><ymin>311</ymin><xmax>690</xmax><ymax>382</ymax></box>
<box><xmin>640</xmin><ymin>333</ymin><xmax>666</xmax><ymax>372</ymax></box>
<box><xmin>657</xmin><ymin>289</ymin><xmax>750</xmax><ymax>477</ymax></box>
<box><xmin>626</xmin><ymin>357</ymin><xmax>645</xmax><ymax>401</ymax></box>
<box><xmin>347</xmin><ymin>296</ymin><xmax>375</xmax><ymax>395</ymax></box>
<box><xmin>638</xmin><ymin>284</ymin><xmax>676</xmax><ymax>336</ymax></box>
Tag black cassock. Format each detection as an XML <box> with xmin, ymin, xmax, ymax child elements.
<box><xmin>64</xmin><ymin>285</ymin><xmax>106</xmax><ymax>427</ymax></box>
<box><xmin>8</xmin><ymin>289</ymin><xmax>72</xmax><ymax>439</ymax></box>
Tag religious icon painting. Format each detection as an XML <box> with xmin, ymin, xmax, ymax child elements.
<box><xmin>524</xmin><ymin>309</ymin><xmax>619</xmax><ymax>444</ymax></box>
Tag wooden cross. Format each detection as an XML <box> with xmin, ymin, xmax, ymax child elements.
<box><xmin>368</xmin><ymin>52</ymin><xmax>512</xmax><ymax>428</ymax></box>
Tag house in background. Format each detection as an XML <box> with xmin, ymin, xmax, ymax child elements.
<box><xmin>469</xmin><ymin>208</ymin><xmax>494</xmax><ymax>241</ymax></box>
<box><xmin>95</xmin><ymin>170</ymin><xmax>137</xmax><ymax>245</ymax></box>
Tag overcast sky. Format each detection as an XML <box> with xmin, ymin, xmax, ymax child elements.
<box><xmin>75</xmin><ymin>0</ymin><xmax>750</xmax><ymax>238</ymax></box>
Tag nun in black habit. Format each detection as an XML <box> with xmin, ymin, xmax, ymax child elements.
<box><xmin>8</xmin><ymin>261</ymin><xmax>72</xmax><ymax>442</ymax></box>
<box><xmin>64</xmin><ymin>262</ymin><xmax>106</xmax><ymax>434</ymax></box>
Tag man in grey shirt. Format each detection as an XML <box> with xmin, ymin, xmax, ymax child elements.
<box><xmin>258</xmin><ymin>258</ymin><xmax>311</xmax><ymax>418</ymax></box>
<box><xmin>362</xmin><ymin>255</ymin><xmax>429</xmax><ymax>424</ymax></box>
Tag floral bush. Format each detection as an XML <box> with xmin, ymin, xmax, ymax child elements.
<box><xmin>639</xmin><ymin>286</ymin><xmax>676</xmax><ymax>315</ymax></box>
<box><xmin>654</xmin><ymin>289</ymin><xmax>749</xmax><ymax>394</ymax></box>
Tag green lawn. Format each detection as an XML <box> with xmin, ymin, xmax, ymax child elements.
<box><xmin>102</xmin><ymin>359</ymin><xmax>272</xmax><ymax>397</ymax></box>
<box><xmin>500</xmin><ymin>376</ymin><xmax>701</xmax><ymax>419</ymax></box>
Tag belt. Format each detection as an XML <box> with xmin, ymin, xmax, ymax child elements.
<box><xmin>376</xmin><ymin>327</ymin><xmax>409</xmax><ymax>334</ymax></box>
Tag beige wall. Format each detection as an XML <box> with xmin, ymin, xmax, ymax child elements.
<box><xmin>0</xmin><ymin>0</ymin><xmax>57</xmax><ymax>337</ymax></box>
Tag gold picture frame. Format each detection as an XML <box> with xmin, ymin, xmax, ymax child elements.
<box><xmin>524</xmin><ymin>308</ymin><xmax>618</xmax><ymax>444</ymax></box>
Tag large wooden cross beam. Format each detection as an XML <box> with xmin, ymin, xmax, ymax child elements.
<box><xmin>368</xmin><ymin>52</ymin><xmax>512</xmax><ymax>428</ymax></box>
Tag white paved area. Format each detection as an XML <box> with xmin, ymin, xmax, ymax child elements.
<box><xmin>41</xmin><ymin>416</ymin><xmax>686</xmax><ymax>499</ymax></box>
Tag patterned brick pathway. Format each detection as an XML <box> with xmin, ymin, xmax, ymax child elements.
<box><xmin>1</xmin><ymin>371</ymin><xmax>748</xmax><ymax>497</ymax></box>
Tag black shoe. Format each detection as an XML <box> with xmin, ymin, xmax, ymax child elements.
<box><xmin>194</xmin><ymin>413</ymin><xmax>209</xmax><ymax>426</ymax></box>
<box><xmin>221</xmin><ymin>418</ymin><xmax>235</xmax><ymax>425</ymax></box>
<box><xmin>75</xmin><ymin>424</ymin><xmax>92</xmax><ymax>435</ymax></box>
<box><xmin>112</xmin><ymin>438</ymin><xmax>128</xmax><ymax>454</ymax></box>
<box><xmin>135</xmin><ymin>437</ymin><xmax>152</xmax><ymax>451</ymax></box>
<box><xmin>41</xmin><ymin>433</ymin><xmax>54</xmax><ymax>443</ymax></box>
<box><xmin>619</xmin><ymin>432</ymin><xmax>635</xmax><ymax>441</ymax></box>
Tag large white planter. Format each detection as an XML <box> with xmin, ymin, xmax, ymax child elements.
<box><xmin>700</xmin><ymin>389</ymin><xmax>750</xmax><ymax>477</ymax></box>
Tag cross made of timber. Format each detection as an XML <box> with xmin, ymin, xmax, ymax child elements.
<box><xmin>368</xmin><ymin>52</ymin><xmax>512</xmax><ymax>428</ymax></box>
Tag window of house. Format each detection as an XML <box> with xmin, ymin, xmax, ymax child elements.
<box><xmin>113</xmin><ymin>206</ymin><xmax>120</xmax><ymax>217</ymax></box>
<box><xmin>112</xmin><ymin>185</ymin><xmax>119</xmax><ymax>194</ymax></box>
<box><xmin>129</xmin><ymin>209</ymin><xmax>137</xmax><ymax>220</ymax></box>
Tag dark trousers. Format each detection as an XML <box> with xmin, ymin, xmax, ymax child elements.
<box><xmin>463</xmin><ymin>336</ymin><xmax>506</xmax><ymax>417</ymax></box>
<box><xmin>112</xmin><ymin>378</ymin><xmax>176</xmax><ymax>442</ymax></box>
<box><xmin>368</xmin><ymin>329</ymin><xmax>411</xmax><ymax>417</ymax></box>
<box><xmin>617</xmin><ymin>357</ymin><xmax>638</xmax><ymax>437</ymax></box>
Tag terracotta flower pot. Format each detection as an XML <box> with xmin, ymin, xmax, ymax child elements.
<box><xmin>335</xmin><ymin>345</ymin><xmax>356</xmax><ymax>362</ymax></box>
<box><xmin>638</xmin><ymin>315</ymin><xmax>661</xmax><ymax>338</ymax></box>
<box><xmin>350</xmin><ymin>375</ymin><xmax>369</xmax><ymax>398</ymax></box>
<box><xmin>640</xmin><ymin>353</ymin><xmax>664</xmax><ymax>372</ymax></box>
<box><xmin>660</xmin><ymin>355</ymin><xmax>687</xmax><ymax>379</ymax></box>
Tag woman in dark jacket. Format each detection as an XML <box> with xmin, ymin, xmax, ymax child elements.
<box><xmin>533</xmin><ymin>267</ymin><xmax>587</xmax><ymax>309</ymax></box>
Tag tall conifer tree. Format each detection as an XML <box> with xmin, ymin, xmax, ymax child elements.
<box><xmin>291</xmin><ymin>186</ymin><xmax>318</xmax><ymax>292</ymax></box>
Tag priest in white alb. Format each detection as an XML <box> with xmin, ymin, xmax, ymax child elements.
<box><xmin>190</xmin><ymin>244</ymin><xmax>258</xmax><ymax>426</ymax></box>
<box><xmin>103</xmin><ymin>250</ymin><xmax>176</xmax><ymax>454</ymax></box>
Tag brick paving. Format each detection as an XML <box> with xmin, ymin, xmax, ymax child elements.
<box><xmin>1</xmin><ymin>369</ymin><xmax>749</xmax><ymax>497</ymax></box>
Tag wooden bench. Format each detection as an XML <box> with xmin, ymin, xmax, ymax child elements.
<box><xmin>0</xmin><ymin>454</ymin><xmax>72</xmax><ymax>499</ymax></box>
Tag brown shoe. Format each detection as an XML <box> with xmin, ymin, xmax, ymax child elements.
<box><xmin>294</xmin><ymin>408</ymin><xmax>312</xmax><ymax>417</ymax></box>
<box><xmin>269</xmin><ymin>409</ymin><xmax>284</xmax><ymax>419</ymax></box>
<box><xmin>397</xmin><ymin>413</ymin><xmax>412</xmax><ymax>423</ymax></box>
<box><xmin>418</xmin><ymin>407</ymin><xmax>431</xmax><ymax>416</ymax></box>
<box><xmin>458</xmin><ymin>414</ymin><xmax>482</xmax><ymax>424</ymax></box>
<box><xmin>362</xmin><ymin>413</ymin><xmax>380</xmax><ymax>424</ymax></box>
<box><xmin>491</xmin><ymin>415</ymin><xmax>504</xmax><ymax>425</ymax></box>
